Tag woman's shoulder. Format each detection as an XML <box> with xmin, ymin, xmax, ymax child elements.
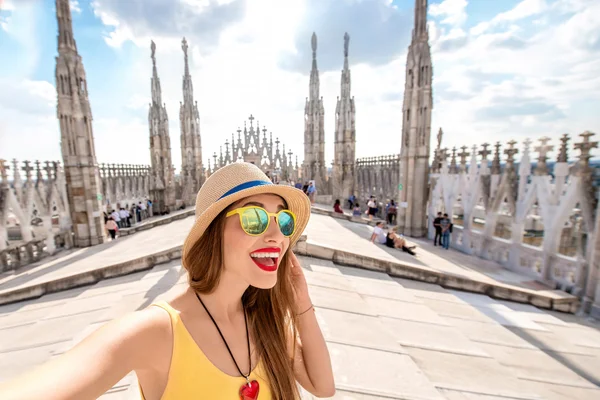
<box><xmin>114</xmin><ymin>303</ymin><xmax>173</xmax><ymax>344</ymax></box>
<box><xmin>100</xmin><ymin>302</ymin><xmax>174</xmax><ymax>370</ymax></box>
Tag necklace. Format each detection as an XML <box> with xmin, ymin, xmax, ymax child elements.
<box><xmin>195</xmin><ymin>293</ymin><xmax>260</xmax><ymax>400</ymax></box>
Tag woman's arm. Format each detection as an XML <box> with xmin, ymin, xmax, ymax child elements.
<box><xmin>288</xmin><ymin>251</ymin><xmax>335</xmax><ymax>397</ymax></box>
<box><xmin>0</xmin><ymin>307</ymin><xmax>167</xmax><ymax>400</ymax></box>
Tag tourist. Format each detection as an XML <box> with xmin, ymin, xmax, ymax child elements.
<box><xmin>307</xmin><ymin>181</ymin><xmax>316</xmax><ymax>205</ymax></box>
<box><xmin>140</xmin><ymin>201</ymin><xmax>148</xmax><ymax>219</ymax></box>
<box><xmin>352</xmin><ymin>202</ymin><xmax>362</xmax><ymax>217</ymax></box>
<box><xmin>386</xmin><ymin>200</ymin><xmax>397</xmax><ymax>225</ymax></box>
<box><xmin>347</xmin><ymin>194</ymin><xmax>355</xmax><ymax>209</ymax></box>
<box><xmin>385</xmin><ymin>229</ymin><xmax>417</xmax><ymax>256</ymax></box>
<box><xmin>110</xmin><ymin>209</ymin><xmax>121</xmax><ymax>228</ymax></box>
<box><xmin>105</xmin><ymin>216</ymin><xmax>118</xmax><ymax>240</ymax></box>
<box><xmin>0</xmin><ymin>162</ymin><xmax>335</xmax><ymax>399</ymax></box>
<box><xmin>147</xmin><ymin>199</ymin><xmax>153</xmax><ymax>217</ymax></box>
<box><xmin>370</xmin><ymin>221</ymin><xmax>387</xmax><ymax>244</ymax></box>
<box><xmin>333</xmin><ymin>199</ymin><xmax>344</xmax><ymax>214</ymax></box>
<box><xmin>302</xmin><ymin>181</ymin><xmax>309</xmax><ymax>194</ymax></box>
<box><xmin>118</xmin><ymin>207</ymin><xmax>130</xmax><ymax>228</ymax></box>
<box><xmin>367</xmin><ymin>196</ymin><xmax>377</xmax><ymax>221</ymax></box>
<box><xmin>433</xmin><ymin>211</ymin><xmax>442</xmax><ymax>246</ymax></box>
<box><xmin>440</xmin><ymin>213</ymin><xmax>451</xmax><ymax>249</ymax></box>
<box><xmin>132</xmin><ymin>203</ymin><xmax>140</xmax><ymax>224</ymax></box>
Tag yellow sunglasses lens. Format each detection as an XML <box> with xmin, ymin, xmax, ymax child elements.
<box><xmin>240</xmin><ymin>208</ymin><xmax>270</xmax><ymax>235</ymax></box>
<box><xmin>239</xmin><ymin>208</ymin><xmax>295</xmax><ymax>237</ymax></box>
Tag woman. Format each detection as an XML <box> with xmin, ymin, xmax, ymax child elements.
<box><xmin>105</xmin><ymin>216</ymin><xmax>118</xmax><ymax>240</ymax></box>
<box><xmin>333</xmin><ymin>199</ymin><xmax>343</xmax><ymax>214</ymax></box>
<box><xmin>0</xmin><ymin>163</ymin><xmax>335</xmax><ymax>400</ymax></box>
<box><xmin>367</xmin><ymin>196</ymin><xmax>377</xmax><ymax>221</ymax></box>
<box><xmin>386</xmin><ymin>229</ymin><xmax>417</xmax><ymax>256</ymax></box>
<box><xmin>386</xmin><ymin>200</ymin><xmax>397</xmax><ymax>225</ymax></box>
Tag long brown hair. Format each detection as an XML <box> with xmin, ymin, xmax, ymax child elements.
<box><xmin>182</xmin><ymin>207</ymin><xmax>300</xmax><ymax>400</ymax></box>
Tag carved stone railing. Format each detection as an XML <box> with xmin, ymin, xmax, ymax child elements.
<box><xmin>355</xmin><ymin>154</ymin><xmax>400</xmax><ymax>214</ymax></box>
<box><xmin>429</xmin><ymin>132</ymin><xmax>598</xmax><ymax>307</ymax></box>
<box><xmin>0</xmin><ymin>158</ymin><xmax>73</xmax><ymax>272</ymax></box>
<box><xmin>99</xmin><ymin>163</ymin><xmax>151</xmax><ymax>215</ymax></box>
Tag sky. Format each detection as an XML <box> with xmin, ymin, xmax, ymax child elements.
<box><xmin>0</xmin><ymin>0</ymin><xmax>599</xmax><ymax>173</ymax></box>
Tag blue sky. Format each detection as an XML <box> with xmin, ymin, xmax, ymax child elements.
<box><xmin>0</xmin><ymin>0</ymin><xmax>599</xmax><ymax>171</ymax></box>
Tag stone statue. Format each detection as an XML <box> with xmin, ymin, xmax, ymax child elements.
<box><xmin>437</xmin><ymin>127</ymin><xmax>443</xmax><ymax>149</ymax></box>
<box><xmin>181</xmin><ymin>37</ymin><xmax>188</xmax><ymax>57</ymax></box>
<box><xmin>311</xmin><ymin>32</ymin><xmax>317</xmax><ymax>55</ymax></box>
<box><xmin>150</xmin><ymin>40</ymin><xmax>156</xmax><ymax>62</ymax></box>
<box><xmin>344</xmin><ymin>32</ymin><xmax>349</xmax><ymax>57</ymax></box>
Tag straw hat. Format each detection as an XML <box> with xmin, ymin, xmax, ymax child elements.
<box><xmin>182</xmin><ymin>162</ymin><xmax>311</xmax><ymax>261</ymax></box>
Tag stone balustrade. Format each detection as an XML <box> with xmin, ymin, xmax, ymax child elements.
<box><xmin>0</xmin><ymin>159</ymin><xmax>73</xmax><ymax>272</ymax></box>
<box><xmin>429</xmin><ymin>131</ymin><xmax>600</xmax><ymax>312</ymax></box>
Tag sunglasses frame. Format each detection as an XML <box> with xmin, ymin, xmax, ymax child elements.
<box><xmin>225</xmin><ymin>206</ymin><xmax>297</xmax><ymax>237</ymax></box>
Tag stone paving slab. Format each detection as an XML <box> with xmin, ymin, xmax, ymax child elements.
<box><xmin>476</xmin><ymin>342</ymin><xmax>597</xmax><ymax>388</ymax></box>
<box><xmin>0</xmin><ymin>255</ymin><xmax>599</xmax><ymax>399</ymax></box>
<box><xmin>442</xmin><ymin>317</ymin><xmax>539</xmax><ymax>349</ymax></box>
<box><xmin>316</xmin><ymin>308</ymin><xmax>407</xmax><ymax>354</ymax></box>
<box><xmin>521</xmin><ymin>380</ymin><xmax>600</xmax><ymax>400</ymax></box>
<box><xmin>328</xmin><ymin>342</ymin><xmax>444</xmax><ymax>400</ymax></box>
<box><xmin>0</xmin><ymin>212</ymin><xmax>579</xmax><ymax>316</ymax></box>
<box><xmin>381</xmin><ymin>317</ymin><xmax>490</xmax><ymax>358</ymax></box>
<box><xmin>301</xmin><ymin>214</ymin><xmax>578</xmax><ymax>313</ymax></box>
<box><xmin>0</xmin><ymin>217</ymin><xmax>194</xmax><ymax>305</ymax></box>
<box><xmin>405</xmin><ymin>347</ymin><xmax>542</xmax><ymax>399</ymax></box>
<box><xmin>364</xmin><ymin>295</ymin><xmax>451</xmax><ymax>326</ymax></box>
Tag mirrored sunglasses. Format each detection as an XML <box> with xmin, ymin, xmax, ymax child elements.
<box><xmin>226</xmin><ymin>206</ymin><xmax>296</xmax><ymax>237</ymax></box>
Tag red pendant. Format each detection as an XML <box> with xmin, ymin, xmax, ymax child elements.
<box><xmin>240</xmin><ymin>380</ymin><xmax>260</xmax><ymax>400</ymax></box>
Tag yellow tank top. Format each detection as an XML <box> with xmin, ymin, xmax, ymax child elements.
<box><xmin>139</xmin><ymin>301</ymin><xmax>272</xmax><ymax>400</ymax></box>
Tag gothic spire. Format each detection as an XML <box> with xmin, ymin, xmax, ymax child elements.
<box><xmin>341</xmin><ymin>32</ymin><xmax>351</xmax><ymax>99</ymax></box>
<box><xmin>413</xmin><ymin>0</ymin><xmax>428</xmax><ymax>40</ymax></box>
<box><xmin>343</xmin><ymin>32</ymin><xmax>349</xmax><ymax>71</ymax></box>
<box><xmin>150</xmin><ymin>40</ymin><xmax>162</xmax><ymax>105</ymax></box>
<box><xmin>56</xmin><ymin>0</ymin><xmax>77</xmax><ymax>52</ymax></box>
<box><xmin>181</xmin><ymin>37</ymin><xmax>194</xmax><ymax>105</ymax></box>
<box><xmin>309</xmin><ymin>32</ymin><xmax>319</xmax><ymax>101</ymax></box>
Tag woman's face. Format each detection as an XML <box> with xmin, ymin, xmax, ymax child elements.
<box><xmin>222</xmin><ymin>193</ymin><xmax>291</xmax><ymax>289</ymax></box>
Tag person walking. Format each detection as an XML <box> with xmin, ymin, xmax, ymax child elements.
<box><xmin>367</xmin><ymin>196</ymin><xmax>377</xmax><ymax>221</ymax></box>
<box><xmin>110</xmin><ymin>209</ymin><xmax>121</xmax><ymax>229</ymax></box>
<box><xmin>386</xmin><ymin>200</ymin><xmax>397</xmax><ymax>225</ymax></box>
<box><xmin>433</xmin><ymin>212</ymin><xmax>442</xmax><ymax>246</ymax></box>
<box><xmin>347</xmin><ymin>194</ymin><xmax>355</xmax><ymax>210</ymax></box>
<box><xmin>118</xmin><ymin>208</ymin><xmax>130</xmax><ymax>228</ymax></box>
<box><xmin>105</xmin><ymin>217</ymin><xmax>118</xmax><ymax>240</ymax></box>
<box><xmin>307</xmin><ymin>181</ymin><xmax>316</xmax><ymax>205</ymax></box>
<box><xmin>0</xmin><ymin>162</ymin><xmax>335</xmax><ymax>400</ymax></box>
<box><xmin>440</xmin><ymin>213</ymin><xmax>451</xmax><ymax>249</ymax></box>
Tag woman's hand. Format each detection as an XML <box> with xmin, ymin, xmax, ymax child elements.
<box><xmin>288</xmin><ymin>250</ymin><xmax>312</xmax><ymax>313</ymax></box>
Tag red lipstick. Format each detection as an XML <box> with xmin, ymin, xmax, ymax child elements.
<box><xmin>249</xmin><ymin>247</ymin><xmax>281</xmax><ymax>272</ymax></box>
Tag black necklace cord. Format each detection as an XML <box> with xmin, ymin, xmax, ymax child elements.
<box><xmin>195</xmin><ymin>292</ymin><xmax>251</xmax><ymax>382</ymax></box>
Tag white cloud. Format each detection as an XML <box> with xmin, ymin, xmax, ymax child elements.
<box><xmin>470</xmin><ymin>0</ymin><xmax>547</xmax><ymax>36</ymax></box>
<box><xmin>69</xmin><ymin>0</ymin><xmax>81</xmax><ymax>14</ymax></box>
<box><xmin>0</xmin><ymin>79</ymin><xmax>59</xmax><ymax>163</ymax></box>
<box><xmin>429</xmin><ymin>0</ymin><xmax>468</xmax><ymax>27</ymax></box>
<box><xmin>0</xmin><ymin>0</ymin><xmax>13</xmax><ymax>32</ymax></box>
<box><xmin>495</xmin><ymin>0</ymin><xmax>547</xmax><ymax>22</ymax></box>
<box><xmin>2</xmin><ymin>0</ymin><xmax>600</xmax><ymax>171</ymax></box>
<box><xmin>1</xmin><ymin>0</ymin><xmax>15</xmax><ymax>11</ymax></box>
